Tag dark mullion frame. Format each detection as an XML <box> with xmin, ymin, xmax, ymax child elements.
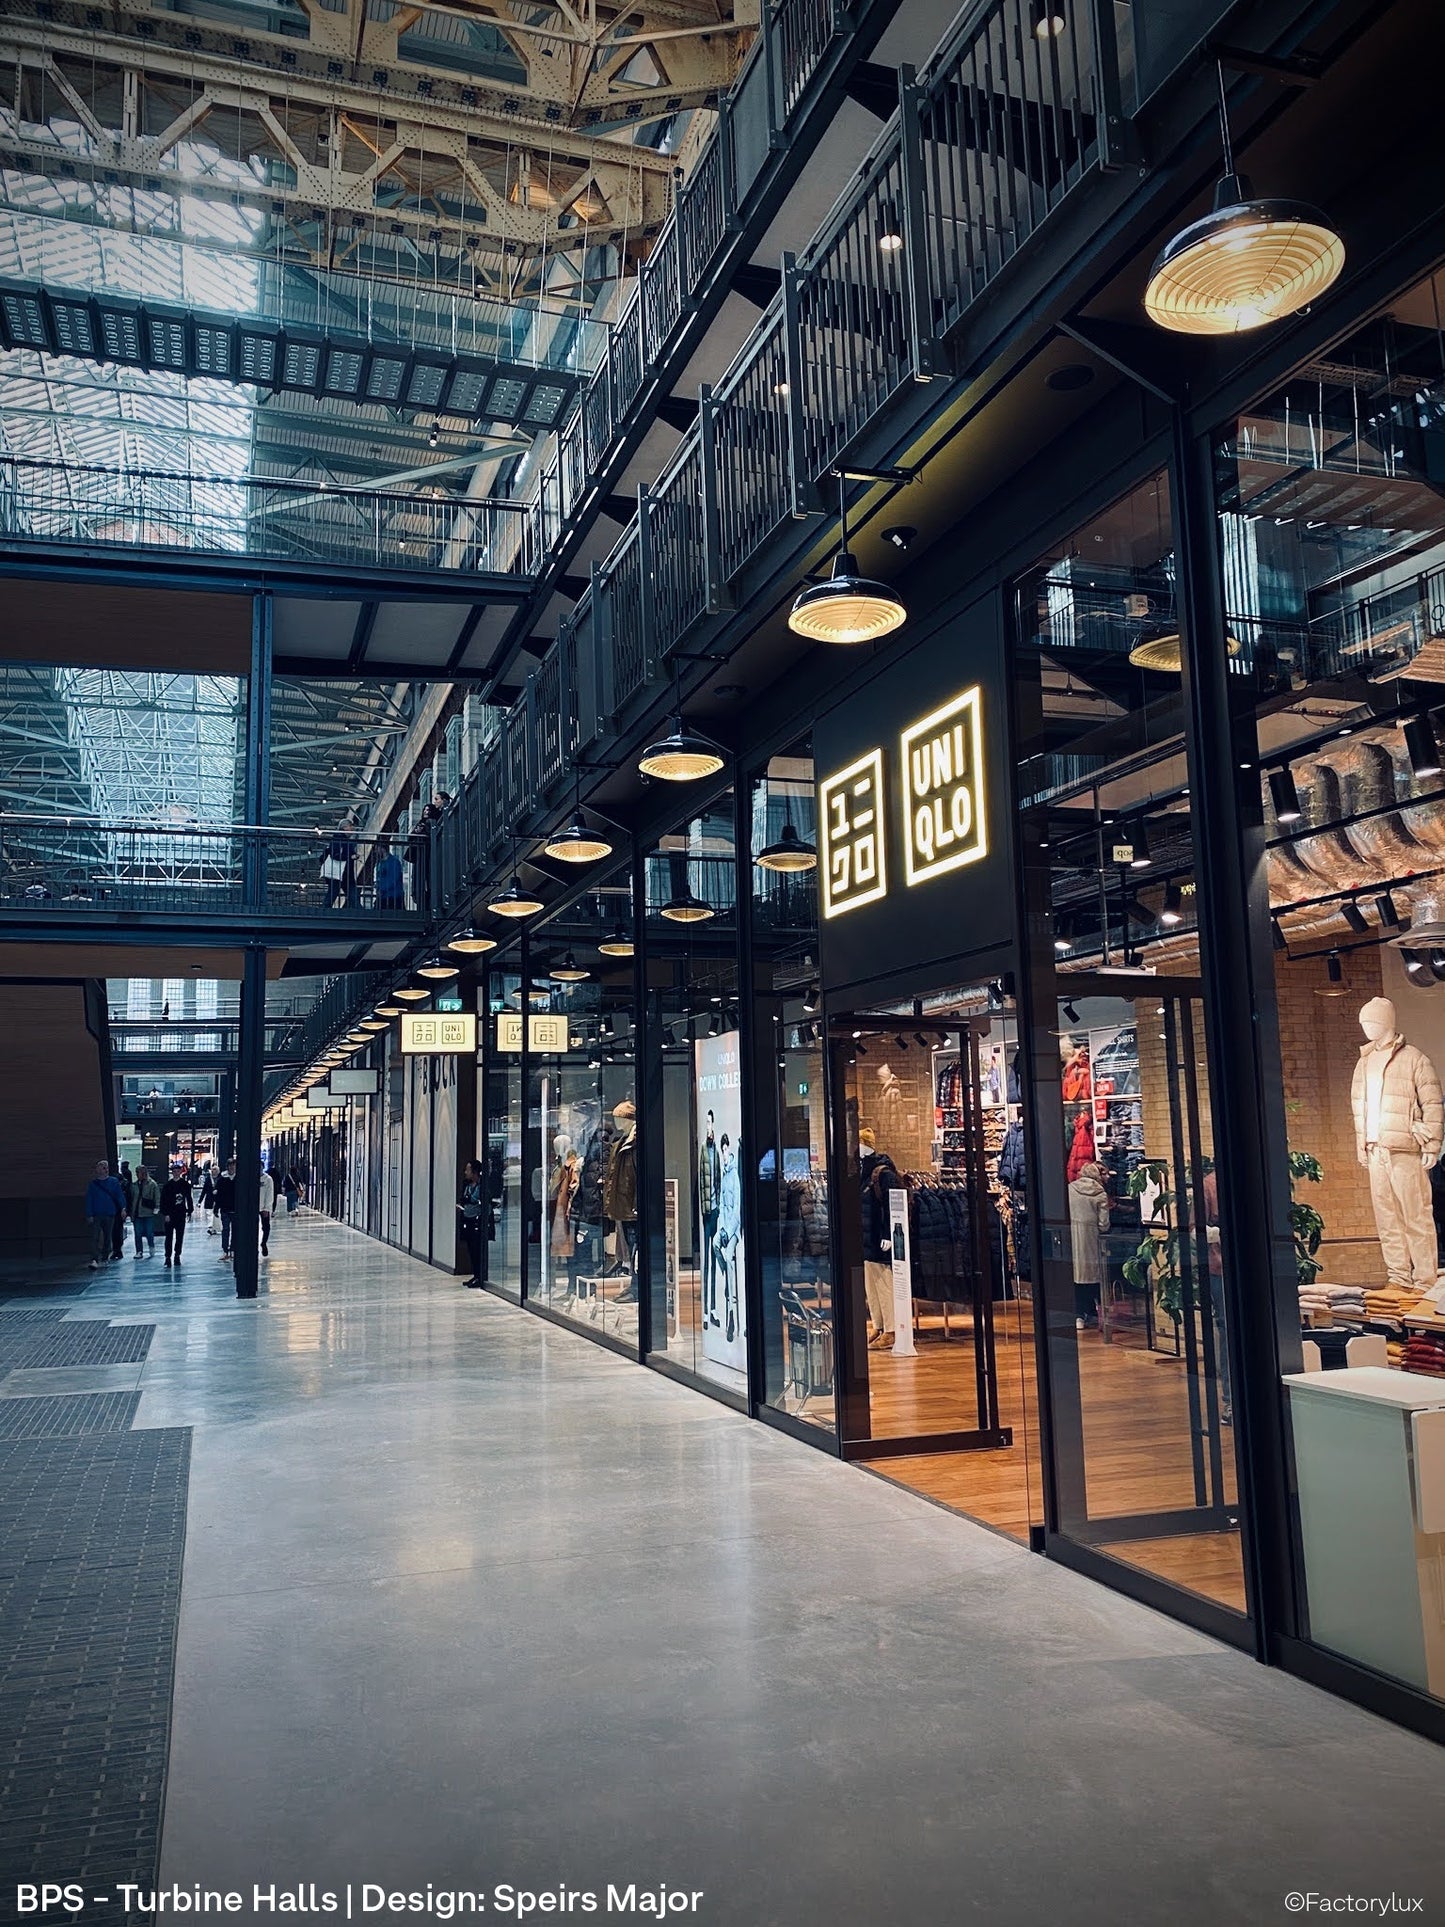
<box><xmin>735</xmin><ymin>768</ymin><xmax>771</xmax><ymax>1420</ymax></box>
<box><xmin>631</xmin><ymin>834</ymin><xmax>655</xmax><ymax>1364</ymax></box>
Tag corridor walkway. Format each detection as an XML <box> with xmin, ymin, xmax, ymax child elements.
<box><xmin>3</xmin><ymin>1214</ymin><xmax>1444</xmax><ymax>1924</ymax></box>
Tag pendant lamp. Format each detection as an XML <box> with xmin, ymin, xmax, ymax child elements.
<box><xmin>755</xmin><ymin>821</ymin><xmax>818</xmax><ymax>873</ymax></box>
<box><xmin>660</xmin><ymin>887</ymin><xmax>715</xmax><ymax>924</ymax></box>
<box><xmin>374</xmin><ymin>1004</ymin><xmax>404</xmax><ymax>1018</ymax></box>
<box><xmin>637</xmin><ymin>714</ymin><xmax>726</xmax><ymax>784</ymax></box>
<box><xmin>415</xmin><ymin>954</ymin><xmax>460</xmax><ymax>980</ymax></box>
<box><xmin>489</xmin><ymin>874</ymin><xmax>544</xmax><ymax>917</ymax></box>
<box><xmin>544</xmin><ymin>792</ymin><xmax>614</xmax><ymax>864</ymax></box>
<box><xmin>1144</xmin><ymin>64</ymin><xmax>1344</xmax><ymax>336</ymax></box>
<box><xmin>446</xmin><ymin>928</ymin><xmax>498</xmax><ymax>955</ymax></box>
<box><xmin>598</xmin><ymin>924</ymin><xmax>635</xmax><ymax>958</ymax></box>
<box><xmin>550</xmin><ymin>951</ymin><xmax>591</xmax><ymax>982</ymax></box>
<box><xmin>788</xmin><ymin>473</ymin><xmax>906</xmax><ymax>645</ymax></box>
<box><xmin>393</xmin><ymin>985</ymin><xmax>430</xmax><ymax>1002</ymax></box>
<box><xmin>1128</xmin><ymin>628</ymin><xmax>1244</xmax><ymax>672</ymax></box>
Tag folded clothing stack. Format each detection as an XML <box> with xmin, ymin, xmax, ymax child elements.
<box><xmin>1299</xmin><ymin>1282</ymin><xmax>1366</xmax><ymax>1322</ymax></box>
<box><xmin>1364</xmin><ymin>1285</ymin><xmax>1426</xmax><ymax>1323</ymax></box>
<box><xmin>1402</xmin><ymin>1329</ymin><xmax>1445</xmax><ymax>1378</ymax></box>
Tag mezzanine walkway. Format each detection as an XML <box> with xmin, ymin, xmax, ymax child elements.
<box><xmin>2</xmin><ymin>1214</ymin><xmax>1443</xmax><ymax>1925</ymax></box>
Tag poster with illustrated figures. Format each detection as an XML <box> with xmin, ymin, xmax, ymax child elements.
<box><xmin>694</xmin><ymin>1030</ymin><xmax>748</xmax><ymax>1373</ymax></box>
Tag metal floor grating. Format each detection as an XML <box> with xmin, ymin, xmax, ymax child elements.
<box><xmin>0</xmin><ymin>1322</ymin><xmax>154</xmax><ymax>1371</ymax></box>
<box><xmin>0</xmin><ymin>1428</ymin><xmax>190</xmax><ymax>1899</ymax></box>
<box><xmin>0</xmin><ymin>1392</ymin><xmax>143</xmax><ymax>1440</ymax></box>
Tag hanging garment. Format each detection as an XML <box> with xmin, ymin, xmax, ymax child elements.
<box><xmin>603</xmin><ymin>1133</ymin><xmax>638</xmax><ymax>1223</ymax></box>
<box><xmin>1066</xmin><ymin>1108</ymin><xmax>1096</xmax><ymax>1184</ymax></box>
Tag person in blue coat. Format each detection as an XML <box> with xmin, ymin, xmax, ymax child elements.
<box><xmin>84</xmin><ymin>1160</ymin><xmax>128</xmax><ymax>1269</ymax></box>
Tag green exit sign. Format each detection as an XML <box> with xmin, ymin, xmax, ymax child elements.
<box><xmin>435</xmin><ymin>990</ymin><xmax>464</xmax><ymax>1013</ymax></box>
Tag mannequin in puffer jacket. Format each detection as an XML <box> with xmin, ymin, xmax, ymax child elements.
<box><xmin>1350</xmin><ymin>996</ymin><xmax>1444</xmax><ymax>1292</ymax></box>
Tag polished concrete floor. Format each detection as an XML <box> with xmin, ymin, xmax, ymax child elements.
<box><xmin>14</xmin><ymin>1213</ymin><xmax>1445</xmax><ymax>1924</ymax></box>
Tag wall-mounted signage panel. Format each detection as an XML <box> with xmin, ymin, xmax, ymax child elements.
<box><xmin>812</xmin><ymin>594</ymin><xmax>1010</xmax><ymax>991</ymax></box>
<box><xmin>304</xmin><ymin>1089</ymin><xmax>347</xmax><ymax>1111</ymax></box>
<box><xmin>329</xmin><ymin>1067</ymin><xmax>379</xmax><ymax>1096</ymax></box>
<box><xmin>401</xmin><ymin>1011</ymin><xmax>477</xmax><ymax>1055</ymax></box>
<box><xmin>495</xmin><ymin>1012</ymin><xmax>570</xmax><ymax>1054</ymax></box>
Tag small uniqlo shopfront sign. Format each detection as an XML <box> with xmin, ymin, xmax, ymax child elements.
<box><xmin>401</xmin><ymin>1011</ymin><xmax>476</xmax><ymax>1054</ymax></box>
<box><xmin>494</xmin><ymin>1012</ymin><xmax>569</xmax><ymax>1053</ymax></box>
<box><xmin>900</xmin><ymin>685</ymin><xmax>987</xmax><ymax>887</ymax></box>
<box><xmin>819</xmin><ymin>747</ymin><xmax>887</xmax><ymax>920</ymax></box>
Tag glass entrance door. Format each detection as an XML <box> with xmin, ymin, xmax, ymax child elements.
<box><xmin>830</xmin><ymin>979</ymin><xmax>1043</xmax><ymax>1543</ymax></box>
<box><xmin>1039</xmin><ymin>972</ymin><xmax>1244</xmax><ymax>1614</ymax></box>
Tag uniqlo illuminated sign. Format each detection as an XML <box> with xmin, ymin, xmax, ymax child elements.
<box><xmin>819</xmin><ymin>747</ymin><xmax>887</xmax><ymax>919</ymax></box>
<box><xmin>495</xmin><ymin>1012</ymin><xmax>570</xmax><ymax>1053</ymax></box>
<box><xmin>818</xmin><ymin>685</ymin><xmax>988</xmax><ymax>917</ymax></box>
<box><xmin>401</xmin><ymin>1011</ymin><xmax>476</xmax><ymax>1054</ymax></box>
<box><xmin>900</xmin><ymin>686</ymin><xmax>987</xmax><ymax>886</ymax></box>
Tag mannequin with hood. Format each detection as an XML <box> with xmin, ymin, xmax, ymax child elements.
<box><xmin>858</xmin><ymin>1126</ymin><xmax>902</xmax><ymax>1347</ymax></box>
<box><xmin>1068</xmin><ymin>1160</ymin><xmax>1111</xmax><ymax>1329</ymax></box>
<box><xmin>1350</xmin><ymin>996</ymin><xmax>1444</xmax><ymax>1292</ymax></box>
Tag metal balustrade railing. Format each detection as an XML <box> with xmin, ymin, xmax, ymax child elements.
<box><xmin>0</xmin><ymin>457</ymin><xmax>533</xmax><ymax>577</ymax></box>
<box><xmin>0</xmin><ymin>818</ymin><xmax>434</xmax><ymax>919</ymax></box>
<box><xmin>423</xmin><ymin>0</ymin><xmax>1121</xmax><ymax>928</ymax></box>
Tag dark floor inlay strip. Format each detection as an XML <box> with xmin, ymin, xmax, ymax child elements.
<box><xmin>0</xmin><ymin>1428</ymin><xmax>191</xmax><ymax>1899</ymax></box>
<box><xmin>0</xmin><ymin>1391</ymin><xmax>143</xmax><ymax>1440</ymax></box>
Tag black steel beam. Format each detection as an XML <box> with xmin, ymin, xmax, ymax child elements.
<box><xmin>0</xmin><ymin>549</ymin><xmax>533</xmax><ymax>611</ymax></box>
<box><xmin>845</xmin><ymin>60</ymin><xmax>901</xmax><ymax>118</ymax></box>
<box><xmin>346</xmin><ymin>601</ymin><xmax>379</xmax><ymax>672</ymax></box>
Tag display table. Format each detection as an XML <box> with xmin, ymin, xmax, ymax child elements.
<box><xmin>1284</xmin><ymin>1367</ymin><xmax>1445</xmax><ymax>1694</ymax></box>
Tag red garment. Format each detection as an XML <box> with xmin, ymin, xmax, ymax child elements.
<box><xmin>1062</xmin><ymin>1051</ymin><xmax>1092</xmax><ymax>1102</ymax></box>
<box><xmin>1066</xmin><ymin>1107</ymin><xmax>1096</xmax><ymax>1183</ymax></box>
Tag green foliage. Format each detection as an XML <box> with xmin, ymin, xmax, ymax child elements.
<box><xmin>1288</xmin><ymin>1150</ymin><xmax>1325</xmax><ymax>1285</ymax></box>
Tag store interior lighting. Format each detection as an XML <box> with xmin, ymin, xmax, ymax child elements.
<box><xmin>1269</xmin><ymin>767</ymin><xmax>1303</xmax><ymax>824</ymax></box>
<box><xmin>1403</xmin><ymin>712</ymin><xmax>1442</xmax><ymax>781</ymax></box>
<box><xmin>1144</xmin><ymin>61</ymin><xmax>1345</xmax><ymax>335</ymax></box>
<box><xmin>1340</xmin><ymin>901</ymin><xmax>1369</xmax><ymax>934</ymax></box>
<box><xmin>1316</xmin><ymin>950</ymin><xmax>1348</xmax><ymax>997</ymax></box>
<box><xmin>1376</xmin><ymin>893</ymin><xmax>1401</xmax><ymax>929</ymax></box>
<box><xmin>1160</xmin><ymin>881</ymin><xmax>1184</xmax><ymax>926</ymax></box>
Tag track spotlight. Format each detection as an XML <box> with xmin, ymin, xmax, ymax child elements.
<box><xmin>882</xmin><ymin>526</ymin><xmax>916</xmax><ymax>551</ymax></box>
<box><xmin>1340</xmin><ymin>901</ymin><xmax>1369</xmax><ymax>934</ymax></box>
<box><xmin>802</xmin><ymin>985</ymin><xmax>821</xmax><ymax>1016</ymax></box>
<box><xmin>894</xmin><ymin>1034</ymin><xmax>910</xmax><ymax>1053</ymax></box>
<box><xmin>1061</xmin><ymin>1000</ymin><xmax>1081</xmax><ymax>1025</ymax></box>
<box><xmin>1144</xmin><ymin>63</ymin><xmax>1344</xmax><ymax>335</ymax></box>
<box><xmin>1403</xmin><ymin>712</ymin><xmax>1442</xmax><ymax>781</ymax></box>
<box><xmin>1269</xmin><ymin>767</ymin><xmax>1302</xmax><ymax>824</ymax></box>
<box><xmin>1404</xmin><ymin>950</ymin><xmax>1427</xmax><ymax>977</ymax></box>
<box><xmin>1315</xmin><ymin>950</ymin><xmax>1348</xmax><ymax>998</ymax></box>
<box><xmin>706</xmin><ymin>1011</ymin><xmax>721</xmax><ymax>1037</ymax></box>
<box><xmin>1160</xmin><ymin>881</ymin><xmax>1184</xmax><ymax>926</ymax></box>
<box><xmin>1376</xmin><ymin>893</ymin><xmax>1401</xmax><ymax>929</ymax></box>
<box><xmin>1128</xmin><ymin>821</ymin><xmax>1152</xmax><ymax>869</ymax></box>
<box><xmin>756</xmin><ymin>822</ymin><xmax>818</xmax><ymax>873</ymax></box>
<box><xmin>789</xmin><ymin>472</ymin><xmax>907</xmax><ymax>645</ymax></box>
<box><xmin>855</xmin><ymin>1040</ymin><xmax>868</xmax><ymax>1057</ymax></box>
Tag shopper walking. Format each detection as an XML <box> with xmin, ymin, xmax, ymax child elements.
<box><xmin>282</xmin><ymin>1168</ymin><xmax>301</xmax><ymax>1217</ymax></box>
<box><xmin>215</xmin><ymin>1157</ymin><xmax>237</xmax><ymax>1261</ymax></box>
<box><xmin>321</xmin><ymin>815</ymin><xmax>357</xmax><ymax>909</ymax></box>
<box><xmin>84</xmin><ymin>1160</ymin><xmax>127</xmax><ymax>1270</ymax></box>
<box><xmin>132</xmin><ymin>1165</ymin><xmax>160</xmax><ymax>1259</ymax></box>
<box><xmin>113</xmin><ymin>1160</ymin><xmax>133</xmax><ymax>1260</ymax></box>
<box><xmin>457</xmin><ymin>1159</ymin><xmax>486</xmax><ymax>1288</ymax></box>
<box><xmin>200</xmin><ymin>1161</ymin><xmax>216</xmax><ymax>1233</ymax></box>
<box><xmin>259</xmin><ymin>1166</ymin><xmax>275</xmax><ymax>1259</ymax></box>
<box><xmin>160</xmin><ymin>1161</ymin><xmax>193</xmax><ymax>1268</ymax></box>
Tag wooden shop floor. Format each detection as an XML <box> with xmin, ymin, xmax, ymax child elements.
<box><xmin>866</xmin><ymin>1303</ymin><xmax>1247</xmax><ymax>1616</ymax></box>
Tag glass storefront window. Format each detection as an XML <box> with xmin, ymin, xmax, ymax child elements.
<box><xmin>644</xmin><ymin>791</ymin><xmax>748</xmax><ymax>1399</ymax></box>
<box><xmin>527</xmin><ymin>867</ymin><xmax>638</xmax><ymax>1346</ymax></box>
<box><xmin>1217</xmin><ymin>265</ymin><xmax>1445</xmax><ymax>1700</ymax></box>
<box><xmin>1015</xmin><ymin>468</ymin><xmax>1247</xmax><ymax>1617</ymax></box>
<box><xmin>482</xmin><ymin>951</ymin><xmax>524</xmax><ymax>1299</ymax></box>
<box><xmin>750</xmin><ymin>743</ymin><xmax>834</xmax><ymax>1433</ymax></box>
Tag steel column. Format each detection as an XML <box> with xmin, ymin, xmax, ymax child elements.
<box><xmin>1172</xmin><ymin>408</ymin><xmax>1300</xmax><ymax>1656</ymax></box>
<box><xmin>232</xmin><ymin>943</ymin><xmax>267</xmax><ymax>1298</ymax></box>
<box><xmin>897</xmin><ymin>66</ymin><xmax>942</xmax><ymax>381</ymax></box>
<box><xmin>244</xmin><ymin>592</ymin><xmax>273</xmax><ymax>914</ymax></box>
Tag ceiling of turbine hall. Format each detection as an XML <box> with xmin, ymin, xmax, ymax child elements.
<box><xmin>0</xmin><ymin>0</ymin><xmax>755</xmax><ymax>283</ymax></box>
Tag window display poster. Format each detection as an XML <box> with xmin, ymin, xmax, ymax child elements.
<box><xmin>694</xmin><ymin>1030</ymin><xmax>748</xmax><ymax>1371</ymax></box>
